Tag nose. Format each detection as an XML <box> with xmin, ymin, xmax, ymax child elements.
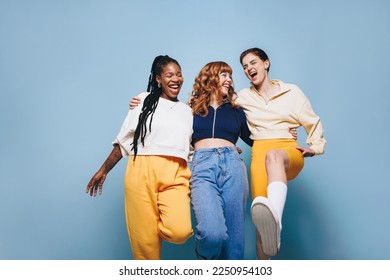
<box><xmin>172</xmin><ymin>75</ymin><xmax>180</xmax><ymax>82</ymax></box>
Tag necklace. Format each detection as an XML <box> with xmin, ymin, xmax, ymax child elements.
<box><xmin>170</xmin><ymin>101</ymin><xmax>178</xmax><ymax>109</ymax></box>
<box><xmin>161</xmin><ymin>96</ymin><xmax>179</xmax><ymax>109</ymax></box>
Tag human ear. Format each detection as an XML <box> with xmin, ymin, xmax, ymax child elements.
<box><xmin>155</xmin><ymin>75</ymin><xmax>162</xmax><ymax>86</ymax></box>
<box><xmin>264</xmin><ymin>60</ymin><xmax>270</xmax><ymax>70</ymax></box>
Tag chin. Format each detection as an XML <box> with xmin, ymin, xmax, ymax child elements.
<box><xmin>252</xmin><ymin>80</ymin><xmax>260</xmax><ymax>86</ymax></box>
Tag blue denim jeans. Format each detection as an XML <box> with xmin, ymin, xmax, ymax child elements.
<box><xmin>190</xmin><ymin>146</ymin><xmax>249</xmax><ymax>259</ymax></box>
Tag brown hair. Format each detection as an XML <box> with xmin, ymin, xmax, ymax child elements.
<box><xmin>240</xmin><ymin>47</ymin><xmax>270</xmax><ymax>73</ymax></box>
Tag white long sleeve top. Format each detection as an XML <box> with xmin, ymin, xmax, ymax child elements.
<box><xmin>112</xmin><ymin>92</ymin><xmax>193</xmax><ymax>161</ymax></box>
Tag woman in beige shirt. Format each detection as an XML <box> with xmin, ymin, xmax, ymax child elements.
<box><xmin>236</xmin><ymin>47</ymin><xmax>326</xmax><ymax>260</ymax></box>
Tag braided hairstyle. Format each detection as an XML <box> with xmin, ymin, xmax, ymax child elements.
<box><xmin>132</xmin><ymin>55</ymin><xmax>181</xmax><ymax>159</ymax></box>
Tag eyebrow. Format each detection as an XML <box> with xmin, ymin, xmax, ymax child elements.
<box><xmin>243</xmin><ymin>59</ymin><xmax>256</xmax><ymax>68</ymax></box>
<box><xmin>164</xmin><ymin>71</ymin><xmax>181</xmax><ymax>75</ymax></box>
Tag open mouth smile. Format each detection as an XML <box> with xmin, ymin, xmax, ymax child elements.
<box><xmin>249</xmin><ymin>71</ymin><xmax>257</xmax><ymax>79</ymax></box>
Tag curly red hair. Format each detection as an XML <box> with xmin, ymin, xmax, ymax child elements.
<box><xmin>191</xmin><ymin>61</ymin><xmax>239</xmax><ymax>116</ymax></box>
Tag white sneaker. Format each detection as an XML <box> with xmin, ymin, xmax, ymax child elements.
<box><xmin>251</xmin><ymin>196</ymin><xmax>281</xmax><ymax>256</ymax></box>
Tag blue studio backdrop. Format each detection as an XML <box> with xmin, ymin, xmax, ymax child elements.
<box><xmin>1</xmin><ymin>0</ymin><xmax>389</xmax><ymax>260</ymax></box>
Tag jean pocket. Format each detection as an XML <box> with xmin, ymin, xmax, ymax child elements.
<box><xmin>192</xmin><ymin>151</ymin><xmax>214</xmax><ymax>169</ymax></box>
<box><xmin>231</xmin><ymin>150</ymin><xmax>243</xmax><ymax>162</ymax></box>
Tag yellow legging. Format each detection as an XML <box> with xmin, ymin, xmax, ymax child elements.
<box><xmin>124</xmin><ymin>155</ymin><xmax>193</xmax><ymax>260</ymax></box>
<box><xmin>251</xmin><ymin>139</ymin><xmax>304</xmax><ymax>198</ymax></box>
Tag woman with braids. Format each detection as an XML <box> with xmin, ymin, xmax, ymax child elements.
<box><xmin>86</xmin><ymin>55</ymin><xmax>194</xmax><ymax>260</ymax></box>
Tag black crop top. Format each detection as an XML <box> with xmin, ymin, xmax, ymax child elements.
<box><xmin>192</xmin><ymin>102</ymin><xmax>253</xmax><ymax>147</ymax></box>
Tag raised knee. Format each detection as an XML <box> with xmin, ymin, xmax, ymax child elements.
<box><xmin>160</xmin><ymin>225</ymin><xmax>193</xmax><ymax>244</ymax></box>
<box><xmin>265</xmin><ymin>150</ymin><xmax>284</xmax><ymax>165</ymax></box>
<box><xmin>170</xmin><ymin>228</ymin><xmax>194</xmax><ymax>244</ymax></box>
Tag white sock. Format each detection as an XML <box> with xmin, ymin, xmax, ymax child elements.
<box><xmin>267</xmin><ymin>181</ymin><xmax>287</xmax><ymax>228</ymax></box>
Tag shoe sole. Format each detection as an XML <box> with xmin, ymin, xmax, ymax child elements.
<box><xmin>251</xmin><ymin>202</ymin><xmax>280</xmax><ymax>256</ymax></box>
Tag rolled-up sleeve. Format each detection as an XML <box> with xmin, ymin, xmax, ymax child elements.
<box><xmin>112</xmin><ymin>106</ymin><xmax>141</xmax><ymax>157</ymax></box>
